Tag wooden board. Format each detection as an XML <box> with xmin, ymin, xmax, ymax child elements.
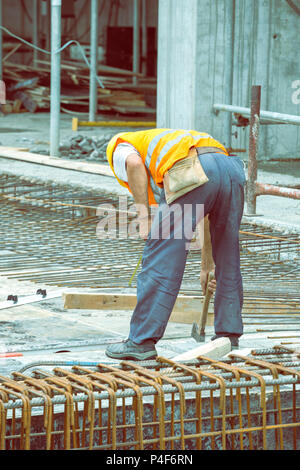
<box><xmin>172</xmin><ymin>337</ymin><xmax>232</xmax><ymax>361</ymax></box>
<box><xmin>0</xmin><ymin>146</ymin><xmax>114</xmax><ymax>177</ymax></box>
<box><xmin>62</xmin><ymin>292</ymin><xmax>214</xmax><ymax>325</ymax></box>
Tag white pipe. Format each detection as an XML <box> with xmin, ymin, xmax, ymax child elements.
<box><xmin>0</xmin><ymin>0</ymin><xmax>2</xmax><ymax>80</ymax></box>
<box><xmin>213</xmin><ymin>103</ymin><xmax>300</xmax><ymax>126</ymax></box>
<box><xmin>133</xmin><ymin>0</ymin><xmax>140</xmax><ymax>86</ymax></box>
<box><xmin>32</xmin><ymin>0</ymin><xmax>38</xmax><ymax>66</ymax></box>
<box><xmin>89</xmin><ymin>0</ymin><xmax>99</xmax><ymax>122</ymax></box>
<box><xmin>141</xmin><ymin>0</ymin><xmax>147</xmax><ymax>76</ymax></box>
<box><xmin>50</xmin><ymin>0</ymin><xmax>62</xmax><ymax>157</ymax></box>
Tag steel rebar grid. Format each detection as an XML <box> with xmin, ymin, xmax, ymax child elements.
<box><xmin>0</xmin><ymin>346</ymin><xmax>299</xmax><ymax>450</ymax></box>
<box><xmin>0</xmin><ymin>173</ymin><xmax>299</xmax><ymax>296</ymax></box>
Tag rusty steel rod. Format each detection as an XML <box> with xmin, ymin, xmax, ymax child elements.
<box><xmin>246</xmin><ymin>85</ymin><xmax>261</xmax><ymax>215</ymax></box>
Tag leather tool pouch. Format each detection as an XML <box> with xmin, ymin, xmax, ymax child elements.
<box><xmin>163</xmin><ymin>147</ymin><xmax>209</xmax><ymax>204</ymax></box>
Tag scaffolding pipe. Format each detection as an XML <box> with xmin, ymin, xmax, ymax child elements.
<box><xmin>213</xmin><ymin>103</ymin><xmax>300</xmax><ymax>126</ymax></box>
<box><xmin>132</xmin><ymin>0</ymin><xmax>140</xmax><ymax>86</ymax></box>
<box><xmin>0</xmin><ymin>0</ymin><xmax>2</xmax><ymax>80</ymax></box>
<box><xmin>32</xmin><ymin>0</ymin><xmax>39</xmax><ymax>66</ymax></box>
<box><xmin>89</xmin><ymin>0</ymin><xmax>98</xmax><ymax>122</ymax></box>
<box><xmin>50</xmin><ymin>0</ymin><xmax>62</xmax><ymax>157</ymax></box>
<box><xmin>141</xmin><ymin>0</ymin><xmax>147</xmax><ymax>76</ymax></box>
<box><xmin>247</xmin><ymin>85</ymin><xmax>261</xmax><ymax>215</ymax></box>
<box><xmin>255</xmin><ymin>182</ymin><xmax>300</xmax><ymax>200</ymax></box>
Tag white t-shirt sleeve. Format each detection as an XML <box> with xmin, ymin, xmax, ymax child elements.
<box><xmin>112</xmin><ymin>143</ymin><xmax>140</xmax><ymax>183</ymax></box>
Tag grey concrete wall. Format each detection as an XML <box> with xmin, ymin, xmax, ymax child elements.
<box><xmin>157</xmin><ymin>0</ymin><xmax>300</xmax><ymax>160</ymax></box>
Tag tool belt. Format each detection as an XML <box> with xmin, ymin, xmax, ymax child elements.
<box><xmin>163</xmin><ymin>146</ymin><xmax>226</xmax><ymax>204</ymax></box>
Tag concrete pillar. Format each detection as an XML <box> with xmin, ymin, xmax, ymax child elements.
<box><xmin>156</xmin><ymin>0</ymin><xmax>236</xmax><ymax>148</ymax></box>
<box><xmin>157</xmin><ymin>0</ymin><xmax>198</xmax><ymax>130</ymax></box>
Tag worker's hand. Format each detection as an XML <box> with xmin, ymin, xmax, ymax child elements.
<box><xmin>138</xmin><ymin>215</ymin><xmax>152</xmax><ymax>240</ymax></box>
<box><xmin>200</xmin><ymin>270</ymin><xmax>216</xmax><ymax>295</ymax></box>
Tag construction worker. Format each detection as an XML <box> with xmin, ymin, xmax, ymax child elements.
<box><xmin>105</xmin><ymin>129</ymin><xmax>246</xmax><ymax>360</ymax></box>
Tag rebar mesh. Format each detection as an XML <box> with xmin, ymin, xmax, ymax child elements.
<box><xmin>0</xmin><ymin>174</ymin><xmax>299</xmax><ymax>299</ymax></box>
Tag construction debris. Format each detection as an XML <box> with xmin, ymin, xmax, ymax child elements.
<box><xmin>2</xmin><ymin>59</ymin><xmax>156</xmax><ymax>116</ymax></box>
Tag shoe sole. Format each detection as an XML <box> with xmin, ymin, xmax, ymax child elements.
<box><xmin>105</xmin><ymin>350</ymin><xmax>157</xmax><ymax>361</ymax></box>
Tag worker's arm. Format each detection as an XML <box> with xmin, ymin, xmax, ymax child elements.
<box><xmin>200</xmin><ymin>216</ymin><xmax>216</xmax><ymax>294</ymax></box>
<box><xmin>126</xmin><ymin>153</ymin><xmax>151</xmax><ymax>239</ymax></box>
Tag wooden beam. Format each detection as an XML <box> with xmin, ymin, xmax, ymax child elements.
<box><xmin>172</xmin><ymin>337</ymin><xmax>232</xmax><ymax>361</ymax></box>
<box><xmin>62</xmin><ymin>291</ymin><xmax>214</xmax><ymax>325</ymax></box>
<box><xmin>0</xmin><ymin>146</ymin><xmax>114</xmax><ymax>177</ymax></box>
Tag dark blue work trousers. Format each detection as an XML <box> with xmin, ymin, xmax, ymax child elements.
<box><xmin>128</xmin><ymin>152</ymin><xmax>246</xmax><ymax>344</ymax></box>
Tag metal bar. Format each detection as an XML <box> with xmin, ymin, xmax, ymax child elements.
<box><xmin>132</xmin><ymin>0</ymin><xmax>140</xmax><ymax>86</ymax></box>
<box><xmin>246</xmin><ymin>85</ymin><xmax>261</xmax><ymax>215</ymax></box>
<box><xmin>0</xmin><ymin>0</ymin><xmax>2</xmax><ymax>80</ymax></box>
<box><xmin>89</xmin><ymin>0</ymin><xmax>98</xmax><ymax>122</ymax></box>
<box><xmin>213</xmin><ymin>103</ymin><xmax>300</xmax><ymax>126</ymax></box>
<box><xmin>32</xmin><ymin>0</ymin><xmax>38</xmax><ymax>66</ymax></box>
<box><xmin>50</xmin><ymin>0</ymin><xmax>62</xmax><ymax>157</ymax></box>
<box><xmin>141</xmin><ymin>0</ymin><xmax>147</xmax><ymax>76</ymax></box>
<box><xmin>255</xmin><ymin>182</ymin><xmax>300</xmax><ymax>200</ymax></box>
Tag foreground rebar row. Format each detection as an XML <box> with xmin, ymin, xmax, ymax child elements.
<box><xmin>0</xmin><ymin>346</ymin><xmax>299</xmax><ymax>450</ymax></box>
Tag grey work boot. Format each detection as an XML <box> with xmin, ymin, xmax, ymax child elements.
<box><xmin>211</xmin><ymin>334</ymin><xmax>239</xmax><ymax>351</ymax></box>
<box><xmin>105</xmin><ymin>339</ymin><xmax>157</xmax><ymax>361</ymax></box>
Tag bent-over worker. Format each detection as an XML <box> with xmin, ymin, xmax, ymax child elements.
<box><xmin>105</xmin><ymin>129</ymin><xmax>246</xmax><ymax>360</ymax></box>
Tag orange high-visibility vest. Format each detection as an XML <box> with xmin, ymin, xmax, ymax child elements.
<box><xmin>106</xmin><ymin>128</ymin><xmax>228</xmax><ymax>205</ymax></box>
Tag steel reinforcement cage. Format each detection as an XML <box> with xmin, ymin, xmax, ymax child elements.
<box><xmin>0</xmin><ymin>346</ymin><xmax>300</xmax><ymax>450</ymax></box>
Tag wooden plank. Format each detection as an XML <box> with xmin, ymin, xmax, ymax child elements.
<box><xmin>62</xmin><ymin>292</ymin><xmax>214</xmax><ymax>325</ymax></box>
<box><xmin>172</xmin><ymin>337</ymin><xmax>232</xmax><ymax>361</ymax></box>
<box><xmin>0</xmin><ymin>146</ymin><xmax>114</xmax><ymax>177</ymax></box>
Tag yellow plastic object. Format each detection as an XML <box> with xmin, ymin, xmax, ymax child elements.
<box><xmin>72</xmin><ymin>117</ymin><xmax>156</xmax><ymax>131</ymax></box>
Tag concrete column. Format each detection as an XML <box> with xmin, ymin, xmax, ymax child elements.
<box><xmin>157</xmin><ymin>0</ymin><xmax>198</xmax><ymax>130</ymax></box>
<box><xmin>157</xmin><ymin>0</ymin><xmax>235</xmax><ymax>147</ymax></box>
<box><xmin>50</xmin><ymin>0</ymin><xmax>61</xmax><ymax>157</ymax></box>
<box><xmin>89</xmin><ymin>0</ymin><xmax>99</xmax><ymax>121</ymax></box>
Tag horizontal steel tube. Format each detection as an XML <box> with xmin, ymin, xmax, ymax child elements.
<box><xmin>3</xmin><ymin>375</ymin><xmax>300</xmax><ymax>410</ymax></box>
<box><xmin>213</xmin><ymin>103</ymin><xmax>300</xmax><ymax>125</ymax></box>
<box><xmin>255</xmin><ymin>182</ymin><xmax>300</xmax><ymax>200</ymax></box>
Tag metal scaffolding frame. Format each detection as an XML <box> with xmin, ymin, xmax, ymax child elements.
<box><xmin>214</xmin><ymin>85</ymin><xmax>300</xmax><ymax>215</ymax></box>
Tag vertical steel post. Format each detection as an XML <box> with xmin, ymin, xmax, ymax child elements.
<box><xmin>50</xmin><ymin>0</ymin><xmax>62</xmax><ymax>157</ymax></box>
<box><xmin>33</xmin><ymin>0</ymin><xmax>39</xmax><ymax>66</ymax></box>
<box><xmin>133</xmin><ymin>0</ymin><xmax>140</xmax><ymax>86</ymax></box>
<box><xmin>141</xmin><ymin>0</ymin><xmax>147</xmax><ymax>76</ymax></box>
<box><xmin>89</xmin><ymin>0</ymin><xmax>99</xmax><ymax>122</ymax></box>
<box><xmin>0</xmin><ymin>0</ymin><xmax>2</xmax><ymax>80</ymax></box>
<box><xmin>247</xmin><ymin>85</ymin><xmax>261</xmax><ymax>215</ymax></box>
<box><xmin>225</xmin><ymin>0</ymin><xmax>235</xmax><ymax>149</ymax></box>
